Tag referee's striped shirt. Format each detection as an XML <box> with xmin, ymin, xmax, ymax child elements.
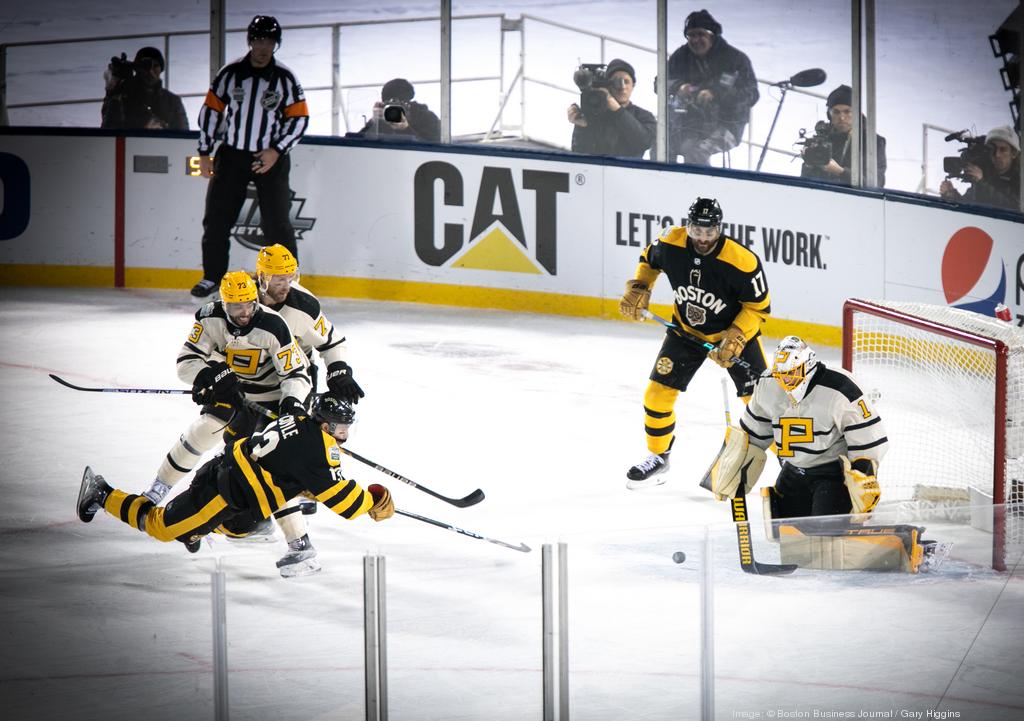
<box><xmin>197</xmin><ymin>54</ymin><xmax>309</xmax><ymax>156</ymax></box>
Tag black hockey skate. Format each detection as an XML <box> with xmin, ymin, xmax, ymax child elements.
<box><xmin>276</xmin><ymin>534</ymin><xmax>322</xmax><ymax>578</ymax></box>
<box><xmin>77</xmin><ymin>466</ymin><xmax>111</xmax><ymax>523</ymax></box>
<box><xmin>626</xmin><ymin>453</ymin><xmax>670</xmax><ymax>489</ymax></box>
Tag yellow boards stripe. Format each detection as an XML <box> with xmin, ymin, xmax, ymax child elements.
<box><xmin>233</xmin><ymin>441</ymin><xmax>272</xmax><ymax>518</ymax></box>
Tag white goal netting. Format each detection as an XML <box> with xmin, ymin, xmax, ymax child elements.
<box><xmin>844</xmin><ymin>299</ymin><xmax>1024</xmax><ymax>568</ymax></box>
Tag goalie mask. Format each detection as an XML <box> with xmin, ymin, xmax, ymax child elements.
<box><xmin>256</xmin><ymin>244</ymin><xmax>299</xmax><ymax>304</ymax></box>
<box><xmin>311</xmin><ymin>393</ymin><xmax>356</xmax><ymax>437</ymax></box>
<box><xmin>771</xmin><ymin>335</ymin><xmax>818</xmax><ymax>404</ymax></box>
<box><xmin>219</xmin><ymin>271</ymin><xmax>259</xmax><ymax>328</ymax></box>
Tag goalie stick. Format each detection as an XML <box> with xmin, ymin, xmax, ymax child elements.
<box><xmin>241</xmin><ymin>401</ymin><xmax>486</xmax><ymax>509</ymax></box>
<box><xmin>718</xmin><ymin>377</ymin><xmax>797</xmax><ymax>576</ymax></box>
<box><xmin>640</xmin><ymin>310</ymin><xmax>758</xmax><ymax>380</ymax></box>
<box><xmin>395</xmin><ymin>508</ymin><xmax>530</xmax><ymax>553</ymax></box>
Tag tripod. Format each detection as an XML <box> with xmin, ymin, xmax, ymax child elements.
<box><xmin>755</xmin><ymin>68</ymin><xmax>827</xmax><ymax>172</ymax></box>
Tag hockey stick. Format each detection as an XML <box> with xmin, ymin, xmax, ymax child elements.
<box><xmin>340</xmin><ymin>448</ymin><xmax>486</xmax><ymax>508</ymax></box>
<box><xmin>240</xmin><ymin>400</ymin><xmax>486</xmax><ymax>509</ymax></box>
<box><xmin>717</xmin><ymin>377</ymin><xmax>796</xmax><ymax>576</ymax></box>
<box><xmin>49</xmin><ymin>374</ymin><xmax>189</xmax><ymax>394</ymax></box>
<box><xmin>395</xmin><ymin>508</ymin><xmax>530</xmax><ymax>553</ymax></box>
<box><xmin>640</xmin><ymin>310</ymin><xmax>758</xmax><ymax>379</ymax></box>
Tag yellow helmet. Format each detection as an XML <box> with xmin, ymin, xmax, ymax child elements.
<box><xmin>256</xmin><ymin>244</ymin><xmax>298</xmax><ymax>276</ymax></box>
<box><xmin>219</xmin><ymin>271</ymin><xmax>258</xmax><ymax>304</ymax></box>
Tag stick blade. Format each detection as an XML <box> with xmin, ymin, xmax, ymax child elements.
<box><xmin>744</xmin><ymin>561</ymin><xmax>798</xmax><ymax>576</ymax></box>
<box><xmin>448</xmin><ymin>488</ymin><xmax>486</xmax><ymax>508</ymax></box>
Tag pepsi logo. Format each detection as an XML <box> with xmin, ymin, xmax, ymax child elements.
<box><xmin>940</xmin><ymin>226</ymin><xmax>1006</xmax><ymax>315</ymax></box>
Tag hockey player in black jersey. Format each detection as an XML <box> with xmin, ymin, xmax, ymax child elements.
<box><xmin>619</xmin><ymin>197</ymin><xmax>771</xmax><ymax>488</ymax></box>
<box><xmin>76</xmin><ymin>394</ymin><xmax>394</xmax><ymax>554</ymax></box>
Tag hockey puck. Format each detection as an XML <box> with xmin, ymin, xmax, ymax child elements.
<box><xmin>672</xmin><ymin>551</ymin><xmax>686</xmax><ymax>564</ymax></box>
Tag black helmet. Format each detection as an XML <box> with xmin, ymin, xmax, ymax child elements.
<box><xmin>687</xmin><ymin>197</ymin><xmax>722</xmax><ymax>228</ymax></box>
<box><xmin>247</xmin><ymin>15</ymin><xmax>282</xmax><ymax>46</ymax></box>
<box><xmin>311</xmin><ymin>393</ymin><xmax>355</xmax><ymax>427</ymax></box>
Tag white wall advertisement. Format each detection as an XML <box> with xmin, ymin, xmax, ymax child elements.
<box><xmin>1</xmin><ymin>132</ymin><xmax>1021</xmax><ymax>329</ymax></box>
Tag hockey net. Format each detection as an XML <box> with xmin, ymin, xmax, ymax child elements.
<box><xmin>842</xmin><ymin>298</ymin><xmax>1024</xmax><ymax>571</ymax></box>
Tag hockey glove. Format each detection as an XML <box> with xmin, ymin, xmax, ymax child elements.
<box><xmin>326</xmin><ymin>361</ymin><xmax>365</xmax><ymax>404</ymax></box>
<box><xmin>278</xmin><ymin>396</ymin><xmax>306</xmax><ymax>418</ymax></box>
<box><xmin>842</xmin><ymin>456</ymin><xmax>881</xmax><ymax>515</ymax></box>
<box><xmin>367</xmin><ymin>484</ymin><xmax>394</xmax><ymax>521</ymax></box>
<box><xmin>618</xmin><ymin>280</ymin><xmax>651</xmax><ymax>322</ymax></box>
<box><xmin>709</xmin><ymin>325</ymin><xmax>746</xmax><ymax>368</ymax></box>
<box><xmin>192</xmin><ymin>361</ymin><xmax>239</xmax><ymax>405</ymax></box>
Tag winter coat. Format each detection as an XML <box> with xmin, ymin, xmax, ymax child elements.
<box><xmin>666</xmin><ymin>37</ymin><xmax>759</xmax><ymax>140</ymax></box>
<box><xmin>571</xmin><ymin>102</ymin><xmax>656</xmax><ymax>158</ymax></box>
<box><xmin>101</xmin><ymin>79</ymin><xmax>188</xmax><ymax>130</ymax></box>
<box><xmin>357</xmin><ymin>101</ymin><xmax>441</xmax><ymax>142</ymax></box>
<box><xmin>800</xmin><ymin>125</ymin><xmax>887</xmax><ymax>187</ymax></box>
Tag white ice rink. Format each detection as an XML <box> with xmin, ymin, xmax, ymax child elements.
<box><xmin>1</xmin><ymin>286</ymin><xmax>1022</xmax><ymax>720</ymax></box>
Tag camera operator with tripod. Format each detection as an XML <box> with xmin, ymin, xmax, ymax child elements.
<box><xmin>356</xmin><ymin>78</ymin><xmax>440</xmax><ymax>142</ymax></box>
<box><xmin>567</xmin><ymin>58</ymin><xmax>655</xmax><ymax>158</ymax></box>
<box><xmin>665</xmin><ymin>10</ymin><xmax>759</xmax><ymax>165</ymax></box>
<box><xmin>799</xmin><ymin>84</ymin><xmax>886</xmax><ymax>187</ymax></box>
<box><xmin>939</xmin><ymin>126</ymin><xmax>1020</xmax><ymax>212</ymax></box>
<box><xmin>101</xmin><ymin>47</ymin><xmax>187</xmax><ymax>130</ymax></box>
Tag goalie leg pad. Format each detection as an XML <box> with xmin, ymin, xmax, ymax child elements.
<box><xmin>700</xmin><ymin>425</ymin><xmax>766</xmax><ymax>499</ymax></box>
<box><xmin>778</xmin><ymin>524</ymin><xmax>927</xmax><ymax>573</ymax></box>
<box><xmin>761</xmin><ymin>486</ymin><xmax>782</xmax><ymax>541</ymax></box>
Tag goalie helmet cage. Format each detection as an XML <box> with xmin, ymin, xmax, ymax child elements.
<box><xmin>842</xmin><ymin>298</ymin><xmax>1024</xmax><ymax>571</ymax></box>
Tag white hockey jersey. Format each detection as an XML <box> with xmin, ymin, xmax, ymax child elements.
<box><xmin>177</xmin><ymin>301</ymin><xmax>312</xmax><ymax>404</ymax></box>
<box><xmin>264</xmin><ymin>282</ymin><xmax>347</xmax><ymax>368</ymax></box>
<box><xmin>740</xmin><ymin>363</ymin><xmax>889</xmax><ymax>472</ymax></box>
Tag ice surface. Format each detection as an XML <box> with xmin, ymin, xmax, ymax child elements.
<box><xmin>1</xmin><ymin>286</ymin><xmax>1021</xmax><ymax>720</ymax></box>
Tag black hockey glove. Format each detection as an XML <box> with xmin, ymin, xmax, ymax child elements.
<box><xmin>326</xmin><ymin>361</ymin><xmax>365</xmax><ymax>404</ymax></box>
<box><xmin>278</xmin><ymin>396</ymin><xmax>306</xmax><ymax>418</ymax></box>
<box><xmin>192</xmin><ymin>361</ymin><xmax>239</xmax><ymax>405</ymax></box>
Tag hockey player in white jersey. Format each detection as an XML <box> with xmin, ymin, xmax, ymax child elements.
<box><xmin>141</xmin><ymin>271</ymin><xmax>320</xmax><ymax>576</ymax></box>
<box><xmin>703</xmin><ymin>336</ymin><xmax>948</xmax><ymax>572</ymax></box>
<box><xmin>255</xmin><ymin>244</ymin><xmax>364</xmax><ymax>404</ymax></box>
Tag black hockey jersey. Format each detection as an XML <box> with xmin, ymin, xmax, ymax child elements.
<box><xmin>636</xmin><ymin>226</ymin><xmax>770</xmax><ymax>343</ymax></box>
<box><xmin>225</xmin><ymin>414</ymin><xmax>374</xmax><ymax>520</ymax></box>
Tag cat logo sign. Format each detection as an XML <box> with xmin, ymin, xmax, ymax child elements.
<box><xmin>413</xmin><ymin>161</ymin><xmax>569</xmax><ymax>275</ymax></box>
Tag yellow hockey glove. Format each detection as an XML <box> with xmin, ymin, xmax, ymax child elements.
<box><xmin>367</xmin><ymin>484</ymin><xmax>395</xmax><ymax>521</ymax></box>
<box><xmin>708</xmin><ymin>325</ymin><xmax>746</xmax><ymax>368</ymax></box>
<box><xmin>842</xmin><ymin>456</ymin><xmax>880</xmax><ymax>515</ymax></box>
<box><xmin>618</xmin><ymin>280</ymin><xmax>651</xmax><ymax>322</ymax></box>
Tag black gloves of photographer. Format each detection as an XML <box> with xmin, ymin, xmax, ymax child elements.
<box><xmin>192</xmin><ymin>361</ymin><xmax>239</xmax><ymax>406</ymax></box>
<box><xmin>326</xmin><ymin>361</ymin><xmax>365</xmax><ymax>404</ymax></box>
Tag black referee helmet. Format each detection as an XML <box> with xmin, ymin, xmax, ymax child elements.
<box><xmin>248</xmin><ymin>15</ymin><xmax>282</xmax><ymax>47</ymax></box>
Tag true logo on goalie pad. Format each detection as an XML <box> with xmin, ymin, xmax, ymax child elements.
<box><xmin>655</xmin><ymin>357</ymin><xmax>674</xmax><ymax>375</ymax></box>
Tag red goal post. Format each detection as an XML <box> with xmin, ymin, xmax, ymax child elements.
<box><xmin>842</xmin><ymin>298</ymin><xmax>1024</xmax><ymax>571</ymax></box>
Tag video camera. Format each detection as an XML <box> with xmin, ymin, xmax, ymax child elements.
<box><xmin>108</xmin><ymin>52</ymin><xmax>158</xmax><ymax>83</ymax></box>
<box><xmin>943</xmin><ymin>130</ymin><xmax>990</xmax><ymax>180</ymax></box>
<box><xmin>383</xmin><ymin>99</ymin><xmax>410</xmax><ymax>124</ymax></box>
<box><xmin>573</xmin><ymin>63</ymin><xmax>625</xmax><ymax>118</ymax></box>
<box><xmin>797</xmin><ymin>121</ymin><xmax>833</xmax><ymax>167</ymax></box>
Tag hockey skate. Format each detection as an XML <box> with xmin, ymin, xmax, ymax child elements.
<box><xmin>77</xmin><ymin>466</ymin><xmax>111</xmax><ymax>523</ymax></box>
<box><xmin>276</xmin><ymin>534</ymin><xmax>321</xmax><ymax>578</ymax></box>
<box><xmin>190</xmin><ymin>278</ymin><xmax>218</xmax><ymax>301</ymax></box>
<box><xmin>143</xmin><ymin>480</ymin><xmax>172</xmax><ymax>505</ymax></box>
<box><xmin>626</xmin><ymin>452</ymin><xmax>670</xmax><ymax>490</ymax></box>
<box><xmin>918</xmin><ymin>541</ymin><xmax>953</xmax><ymax>573</ymax></box>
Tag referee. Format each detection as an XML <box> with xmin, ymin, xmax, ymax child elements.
<box><xmin>191</xmin><ymin>15</ymin><xmax>309</xmax><ymax>300</ymax></box>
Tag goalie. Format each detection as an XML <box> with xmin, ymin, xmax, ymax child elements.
<box><xmin>704</xmin><ymin>336</ymin><xmax>948</xmax><ymax>572</ymax></box>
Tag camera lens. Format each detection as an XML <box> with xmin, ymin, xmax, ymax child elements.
<box><xmin>383</xmin><ymin>105</ymin><xmax>405</xmax><ymax>123</ymax></box>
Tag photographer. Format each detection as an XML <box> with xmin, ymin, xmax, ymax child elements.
<box><xmin>101</xmin><ymin>47</ymin><xmax>188</xmax><ymax>130</ymax></box>
<box><xmin>800</xmin><ymin>84</ymin><xmax>886</xmax><ymax>187</ymax></box>
<box><xmin>567</xmin><ymin>58</ymin><xmax>655</xmax><ymax>158</ymax></box>
<box><xmin>357</xmin><ymin>78</ymin><xmax>440</xmax><ymax>142</ymax></box>
<box><xmin>666</xmin><ymin>10</ymin><xmax>758</xmax><ymax>165</ymax></box>
<box><xmin>939</xmin><ymin>126</ymin><xmax>1020</xmax><ymax>212</ymax></box>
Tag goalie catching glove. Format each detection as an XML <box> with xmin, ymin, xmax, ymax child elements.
<box><xmin>367</xmin><ymin>484</ymin><xmax>394</xmax><ymax>521</ymax></box>
<box><xmin>842</xmin><ymin>456</ymin><xmax>880</xmax><ymax>514</ymax></box>
<box><xmin>192</xmin><ymin>361</ymin><xmax>239</xmax><ymax>405</ymax></box>
<box><xmin>618</xmin><ymin>280</ymin><xmax>651</xmax><ymax>322</ymax></box>
<box><xmin>326</xmin><ymin>361</ymin><xmax>365</xmax><ymax>404</ymax></box>
<box><xmin>700</xmin><ymin>425</ymin><xmax>766</xmax><ymax>500</ymax></box>
<box><xmin>708</xmin><ymin>325</ymin><xmax>746</xmax><ymax>368</ymax></box>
